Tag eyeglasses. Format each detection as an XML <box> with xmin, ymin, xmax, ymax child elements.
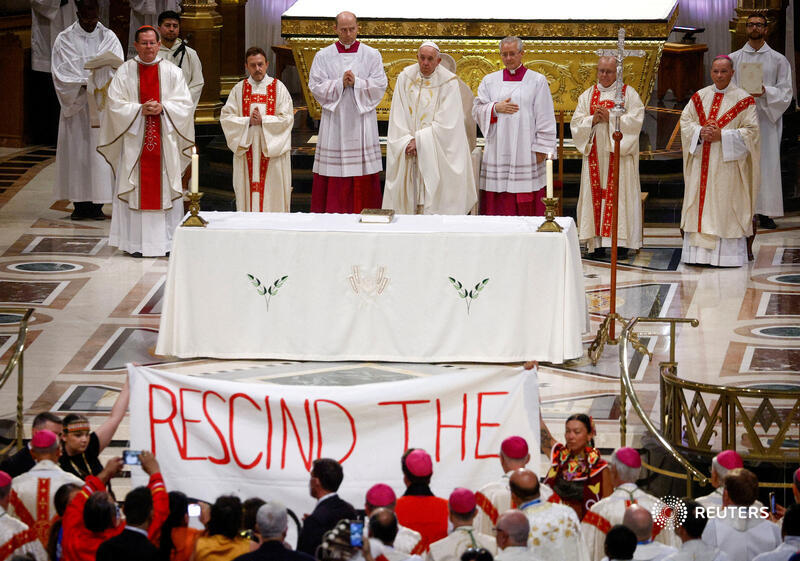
<box><xmin>746</xmin><ymin>22</ymin><xmax>766</xmax><ymax>28</ymax></box>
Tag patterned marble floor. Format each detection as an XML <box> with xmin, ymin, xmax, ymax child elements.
<box><xmin>1</xmin><ymin>145</ymin><xmax>799</xmax><ymax>479</ymax></box>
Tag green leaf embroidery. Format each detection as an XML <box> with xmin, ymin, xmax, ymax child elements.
<box><xmin>246</xmin><ymin>273</ymin><xmax>289</xmax><ymax>311</ymax></box>
<box><xmin>448</xmin><ymin>276</ymin><xmax>490</xmax><ymax>315</ymax></box>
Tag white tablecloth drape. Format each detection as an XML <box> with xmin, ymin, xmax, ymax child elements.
<box><xmin>155</xmin><ymin>213</ymin><xmax>587</xmax><ymax>363</ymax></box>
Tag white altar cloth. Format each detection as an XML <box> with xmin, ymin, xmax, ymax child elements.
<box><xmin>155</xmin><ymin>213</ymin><xmax>587</xmax><ymax>363</ymax></box>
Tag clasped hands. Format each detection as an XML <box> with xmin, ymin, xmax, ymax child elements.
<box><xmin>343</xmin><ymin>70</ymin><xmax>356</xmax><ymax>88</ymax></box>
<box><xmin>250</xmin><ymin>107</ymin><xmax>262</xmax><ymax>126</ymax></box>
<box><xmin>142</xmin><ymin>99</ymin><xmax>162</xmax><ymax>116</ymax></box>
<box><xmin>700</xmin><ymin>120</ymin><xmax>722</xmax><ymax>143</ymax></box>
<box><xmin>592</xmin><ymin>106</ymin><xmax>610</xmax><ymax>125</ymax></box>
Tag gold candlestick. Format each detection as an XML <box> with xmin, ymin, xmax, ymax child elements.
<box><xmin>181</xmin><ymin>192</ymin><xmax>208</xmax><ymax>227</ymax></box>
<box><xmin>537</xmin><ymin>197</ymin><xmax>563</xmax><ymax>232</ymax></box>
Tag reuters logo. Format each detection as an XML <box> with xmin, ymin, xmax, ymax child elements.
<box><xmin>651</xmin><ymin>496</ymin><xmax>688</xmax><ymax>530</ymax></box>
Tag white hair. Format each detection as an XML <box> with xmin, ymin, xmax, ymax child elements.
<box><xmin>256</xmin><ymin>500</ymin><xmax>288</xmax><ymax>539</ymax></box>
<box><xmin>610</xmin><ymin>451</ymin><xmax>641</xmax><ymax>483</ymax></box>
<box><xmin>500</xmin><ymin>36</ymin><xmax>524</xmax><ymax>52</ymax></box>
<box><xmin>711</xmin><ymin>456</ymin><xmax>731</xmax><ymax>480</ymax></box>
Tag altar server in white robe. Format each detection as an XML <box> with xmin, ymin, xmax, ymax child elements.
<box><xmin>664</xmin><ymin>500</ymin><xmax>730</xmax><ymax>561</ymax></box>
<box><xmin>571</xmin><ymin>56</ymin><xmax>644</xmax><ymax>256</ymax></box>
<box><xmin>582</xmin><ymin>448</ymin><xmax>678</xmax><ymax>561</ymax></box>
<box><xmin>98</xmin><ymin>26</ymin><xmax>195</xmax><ymax>257</ymax></box>
<box><xmin>128</xmin><ymin>0</ymin><xmax>180</xmax><ymax>58</ymax></box>
<box><xmin>473</xmin><ymin>37</ymin><xmax>557</xmax><ymax>216</ymax></box>
<box><xmin>702</xmin><ymin>468</ymin><xmax>780</xmax><ymax>561</ymax></box>
<box><xmin>309</xmin><ymin>11</ymin><xmax>387</xmax><ymax>214</ymax></box>
<box><xmin>680</xmin><ymin>56</ymin><xmax>759</xmax><ymax>267</ymax></box>
<box><xmin>52</xmin><ymin>0</ymin><xmax>123</xmax><ymax>221</ymax></box>
<box><xmin>221</xmin><ymin>46</ymin><xmax>293</xmax><ymax>212</ymax></box>
<box><xmin>384</xmin><ymin>41</ymin><xmax>477</xmax><ymax>215</ymax></box>
<box><xmin>32</xmin><ymin>0</ymin><xmax>76</xmax><ymax>73</ymax></box>
<box><xmin>729</xmin><ymin>13</ymin><xmax>793</xmax><ymax>230</ymax></box>
<box><xmin>157</xmin><ymin>10</ymin><xmax>204</xmax><ymax>110</ymax></box>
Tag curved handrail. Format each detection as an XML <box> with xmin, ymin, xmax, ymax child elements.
<box><xmin>618</xmin><ymin>316</ymin><xmax>708</xmax><ymax>485</ymax></box>
<box><xmin>0</xmin><ymin>307</ymin><xmax>34</xmax><ymax>455</ymax></box>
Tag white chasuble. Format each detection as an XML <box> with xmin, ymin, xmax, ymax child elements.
<box><xmin>521</xmin><ymin>500</ymin><xmax>589</xmax><ymax>561</ymax></box>
<box><xmin>384</xmin><ymin>64</ymin><xmax>478</xmax><ymax>215</ymax></box>
<box><xmin>221</xmin><ymin>76</ymin><xmax>293</xmax><ymax>212</ymax></box>
<box><xmin>32</xmin><ymin>0</ymin><xmax>76</xmax><ymax>73</ymax></box>
<box><xmin>730</xmin><ymin>43</ymin><xmax>793</xmax><ymax>217</ymax></box>
<box><xmin>571</xmin><ymin>83</ymin><xmax>644</xmax><ymax>251</ymax></box>
<box><xmin>679</xmin><ymin>84</ymin><xmax>760</xmax><ymax>266</ymax></box>
<box><xmin>309</xmin><ymin>41</ymin><xmax>387</xmax><ymax>177</ymax></box>
<box><xmin>52</xmin><ymin>21</ymin><xmax>123</xmax><ymax>204</ymax></box>
<box><xmin>0</xmin><ymin>505</ymin><xmax>47</xmax><ymax>561</ymax></box>
<box><xmin>473</xmin><ymin>67</ymin><xmax>557</xmax><ymax>194</ymax></box>
<box><xmin>98</xmin><ymin>57</ymin><xmax>195</xmax><ymax>256</ymax></box>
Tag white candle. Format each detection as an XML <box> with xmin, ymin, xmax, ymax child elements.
<box><xmin>190</xmin><ymin>147</ymin><xmax>199</xmax><ymax>194</ymax></box>
<box><xmin>546</xmin><ymin>153</ymin><xmax>554</xmax><ymax>199</ymax></box>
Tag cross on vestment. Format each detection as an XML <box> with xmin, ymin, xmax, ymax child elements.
<box><xmin>596</xmin><ymin>28</ymin><xmax>645</xmax><ymax>127</ymax></box>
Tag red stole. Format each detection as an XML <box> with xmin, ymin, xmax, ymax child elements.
<box><xmin>690</xmin><ymin>90</ymin><xmax>755</xmax><ymax>232</ymax></box>
<box><xmin>242</xmin><ymin>79</ymin><xmax>277</xmax><ymax>212</ymax></box>
<box><xmin>587</xmin><ymin>84</ymin><xmax>626</xmax><ymax>237</ymax></box>
<box><xmin>138</xmin><ymin>61</ymin><xmax>162</xmax><ymax>211</ymax></box>
<box><xmin>8</xmin><ymin>478</ymin><xmax>53</xmax><ymax>547</ymax></box>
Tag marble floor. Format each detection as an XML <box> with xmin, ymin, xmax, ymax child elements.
<box><xmin>1</xmin><ymin>144</ymin><xmax>799</xmax><ymax>491</ymax></box>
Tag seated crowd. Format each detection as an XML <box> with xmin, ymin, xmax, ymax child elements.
<box><xmin>0</xmin><ymin>412</ymin><xmax>796</xmax><ymax>561</ymax></box>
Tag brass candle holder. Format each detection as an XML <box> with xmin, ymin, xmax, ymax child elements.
<box><xmin>537</xmin><ymin>197</ymin><xmax>563</xmax><ymax>232</ymax></box>
<box><xmin>181</xmin><ymin>192</ymin><xmax>208</xmax><ymax>227</ymax></box>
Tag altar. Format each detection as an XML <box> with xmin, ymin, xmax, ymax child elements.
<box><xmin>281</xmin><ymin>0</ymin><xmax>679</xmax><ymax>120</ymax></box>
<box><xmin>155</xmin><ymin>213</ymin><xmax>587</xmax><ymax>364</ymax></box>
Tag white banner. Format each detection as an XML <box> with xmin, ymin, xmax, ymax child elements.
<box><xmin>128</xmin><ymin>364</ymin><xmax>540</xmax><ymax>515</ymax></box>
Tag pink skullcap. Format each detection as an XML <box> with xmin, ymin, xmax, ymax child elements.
<box><xmin>794</xmin><ymin>467</ymin><xmax>800</xmax><ymax>488</ymax></box>
<box><xmin>366</xmin><ymin>483</ymin><xmax>396</xmax><ymax>507</ymax></box>
<box><xmin>0</xmin><ymin>471</ymin><xmax>10</xmax><ymax>487</ymax></box>
<box><xmin>31</xmin><ymin>429</ymin><xmax>58</xmax><ymax>449</ymax></box>
<box><xmin>405</xmin><ymin>449</ymin><xmax>433</xmax><ymax>477</ymax></box>
<box><xmin>449</xmin><ymin>488</ymin><xmax>476</xmax><ymax>514</ymax></box>
<box><xmin>715</xmin><ymin>450</ymin><xmax>743</xmax><ymax>470</ymax></box>
<box><xmin>501</xmin><ymin>436</ymin><xmax>528</xmax><ymax>459</ymax></box>
<box><xmin>615</xmin><ymin>447</ymin><xmax>641</xmax><ymax>468</ymax></box>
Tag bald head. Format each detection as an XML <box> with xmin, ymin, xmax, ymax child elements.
<box><xmin>496</xmin><ymin>510</ymin><xmax>530</xmax><ymax>548</ymax></box>
<box><xmin>335</xmin><ymin>11</ymin><xmax>357</xmax><ymax>26</ymax></box>
<box><xmin>334</xmin><ymin>11</ymin><xmax>358</xmax><ymax>46</ymax></box>
<box><xmin>369</xmin><ymin>507</ymin><xmax>399</xmax><ymax>546</ymax></box>
<box><xmin>622</xmin><ymin>504</ymin><xmax>653</xmax><ymax>541</ymax></box>
<box><xmin>509</xmin><ymin>469</ymin><xmax>540</xmax><ymax>503</ymax></box>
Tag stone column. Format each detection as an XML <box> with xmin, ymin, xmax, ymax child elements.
<box><xmin>217</xmin><ymin>0</ymin><xmax>248</xmax><ymax>97</ymax></box>
<box><xmin>181</xmin><ymin>1</ymin><xmax>223</xmax><ymax>123</ymax></box>
<box><xmin>730</xmin><ymin>0</ymin><xmax>789</xmax><ymax>54</ymax></box>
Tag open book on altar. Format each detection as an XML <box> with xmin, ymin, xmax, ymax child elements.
<box><xmin>84</xmin><ymin>51</ymin><xmax>123</xmax><ymax>70</ymax></box>
<box><xmin>739</xmin><ymin>62</ymin><xmax>763</xmax><ymax>95</ymax></box>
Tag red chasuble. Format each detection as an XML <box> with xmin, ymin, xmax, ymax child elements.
<box><xmin>690</xmin><ymin>91</ymin><xmax>755</xmax><ymax>232</ymax></box>
<box><xmin>588</xmin><ymin>84</ymin><xmax>626</xmax><ymax>237</ymax></box>
<box><xmin>138</xmin><ymin>61</ymin><xmax>162</xmax><ymax>211</ymax></box>
<box><xmin>241</xmin><ymin>79</ymin><xmax>277</xmax><ymax>212</ymax></box>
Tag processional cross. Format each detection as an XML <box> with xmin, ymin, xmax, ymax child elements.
<box><xmin>588</xmin><ymin>29</ymin><xmax>649</xmax><ymax>364</ymax></box>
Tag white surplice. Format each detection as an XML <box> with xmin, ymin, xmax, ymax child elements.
<box><xmin>664</xmin><ymin>539</ymin><xmax>731</xmax><ymax>561</ymax></box>
<box><xmin>309</xmin><ymin>41</ymin><xmax>387</xmax><ymax>177</ymax></box>
<box><xmin>127</xmin><ymin>0</ymin><xmax>180</xmax><ymax>58</ymax></box>
<box><xmin>0</xmin><ymin>505</ymin><xmax>47</xmax><ymax>561</ymax></box>
<box><xmin>702</xmin><ymin>514</ymin><xmax>780</xmax><ymax>561</ymax></box>
<box><xmin>495</xmin><ymin>545</ymin><xmax>542</xmax><ymax>561</ymax></box>
<box><xmin>159</xmin><ymin>38</ymin><xmax>204</xmax><ymax>109</ymax></box>
<box><xmin>32</xmin><ymin>0</ymin><xmax>76</xmax><ymax>73</ymax></box>
<box><xmin>752</xmin><ymin>537</ymin><xmax>800</xmax><ymax>561</ymax></box>
<box><xmin>98</xmin><ymin>56</ymin><xmax>195</xmax><ymax>256</ymax></box>
<box><xmin>221</xmin><ymin>76</ymin><xmax>293</xmax><ymax>212</ymax></box>
<box><xmin>729</xmin><ymin>43</ymin><xmax>793</xmax><ymax>217</ymax></box>
<box><xmin>522</xmin><ymin>500</ymin><xmax>589</xmax><ymax>561</ymax></box>
<box><xmin>52</xmin><ymin>21</ymin><xmax>123</xmax><ymax>204</ymax></box>
<box><xmin>571</xmin><ymin>83</ymin><xmax>644</xmax><ymax>251</ymax></box>
<box><xmin>384</xmin><ymin>63</ymin><xmax>478</xmax><ymax>215</ymax></box>
<box><xmin>679</xmin><ymin>84</ymin><xmax>760</xmax><ymax>267</ymax></box>
<box><xmin>427</xmin><ymin>526</ymin><xmax>497</xmax><ymax>561</ymax></box>
<box><xmin>582</xmin><ymin>483</ymin><xmax>679</xmax><ymax>561</ymax></box>
<box><xmin>474</xmin><ymin>472</ymin><xmax>554</xmax><ymax>535</ymax></box>
<box><xmin>473</xmin><ymin>67</ymin><xmax>557</xmax><ymax>194</ymax></box>
<box><xmin>633</xmin><ymin>541</ymin><xmax>678</xmax><ymax>561</ymax></box>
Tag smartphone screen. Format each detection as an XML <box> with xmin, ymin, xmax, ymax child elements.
<box><xmin>349</xmin><ymin>521</ymin><xmax>364</xmax><ymax>547</ymax></box>
<box><xmin>769</xmin><ymin>492</ymin><xmax>776</xmax><ymax>514</ymax></box>
<box><xmin>122</xmin><ymin>450</ymin><xmax>141</xmax><ymax>465</ymax></box>
<box><xmin>188</xmin><ymin>503</ymin><xmax>201</xmax><ymax>517</ymax></box>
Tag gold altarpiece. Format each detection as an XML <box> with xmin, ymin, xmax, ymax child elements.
<box><xmin>281</xmin><ymin>9</ymin><xmax>680</xmax><ymax>121</ymax></box>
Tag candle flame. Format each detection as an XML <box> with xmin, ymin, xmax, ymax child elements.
<box><xmin>192</xmin><ymin>146</ymin><xmax>197</xmax><ymax>155</ymax></box>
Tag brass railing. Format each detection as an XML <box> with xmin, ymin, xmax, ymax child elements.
<box><xmin>0</xmin><ymin>308</ymin><xmax>33</xmax><ymax>456</ymax></box>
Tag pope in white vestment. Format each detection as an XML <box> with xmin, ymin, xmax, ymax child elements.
<box><xmin>98</xmin><ymin>27</ymin><xmax>195</xmax><ymax>257</ymax></box>
<box><xmin>51</xmin><ymin>4</ymin><xmax>123</xmax><ymax>220</ymax></box>
<box><xmin>384</xmin><ymin>42</ymin><xmax>477</xmax><ymax>215</ymax></box>
<box><xmin>157</xmin><ymin>12</ymin><xmax>204</xmax><ymax>110</ymax></box>
<box><xmin>473</xmin><ymin>37</ymin><xmax>557</xmax><ymax>216</ymax></box>
<box><xmin>221</xmin><ymin>49</ymin><xmax>293</xmax><ymax>213</ymax></box>
<box><xmin>680</xmin><ymin>57</ymin><xmax>760</xmax><ymax>267</ymax></box>
<box><xmin>571</xmin><ymin>57</ymin><xmax>644</xmax><ymax>253</ymax></box>
<box><xmin>31</xmin><ymin>0</ymin><xmax>76</xmax><ymax>73</ymax></box>
<box><xmin>729</xmin><ymin>15</ymin><xmax>793</xmax><ymax>224</ymax></box>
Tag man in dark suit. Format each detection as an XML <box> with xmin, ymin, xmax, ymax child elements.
<box><xmin>297</xmin><ymin>457</ymin><xmax>357</xmax><ymax>556</ymax></box>
<box><xmin>235</xmin><ymin>500</ymin><xmax>316</xmax><ymax>561</ymax></box>
<box><xmin>0</xmin><ymin>412</ymin><xmax>62</xmax><ymax>477</ymax></box>
<box><xmin>96</xmin><ymin>485</ymin><xmax>160</xmax><ymax>561</ymax></box>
